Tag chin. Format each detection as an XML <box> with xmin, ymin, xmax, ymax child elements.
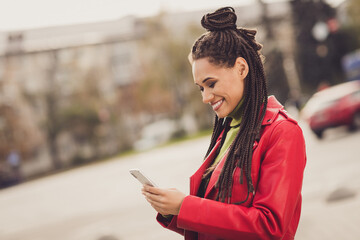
<box><xmin>215</xmin><ymin>111</ymin><xmax>227</xmax><ymax>119</ymax></box>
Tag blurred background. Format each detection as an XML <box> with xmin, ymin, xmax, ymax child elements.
<box><xmin>0</xmin><ymin>0</ymin><xmax>359</xmax><ymax>239</ymax></box>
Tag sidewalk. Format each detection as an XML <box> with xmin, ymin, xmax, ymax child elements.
<box><xmin>298</xmin><ymin>194</ymin><xmax>359</xmax><ymax>239</ymax></box>
<box><xmin>296</xmin><ymin>125</ymin><xmax>360</xmax><ymax>240</ymax></box>
<box><xmin>0</xmin><ymin>125</ymin><xmax>359</xmax><ymax>240</ymax></box>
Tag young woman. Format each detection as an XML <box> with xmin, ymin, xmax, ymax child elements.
<box><xmin>142</xmin><ymin>7</ymin><xmax>306</xmax><ymax>240</ymax></box>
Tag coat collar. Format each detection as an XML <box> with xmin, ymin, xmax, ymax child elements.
<box><xmin>190</xmin><ymin>96</ymin><xmax>286</xmax><ymax>197</ymax></box>
<box><xmin>261</xmin><ymin>95</ymin><xmax>285</xmax><ymax>126</ymax></box>
<box><xmin>189</xmin><ymin>139</ymin><xmax>222</xmax><ymax>196</ymax></box>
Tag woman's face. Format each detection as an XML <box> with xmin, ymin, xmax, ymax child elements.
<box><xmin>192</xmin><ymin>57</ymin><xmax>248</xmax><ymax>118</ymax></box>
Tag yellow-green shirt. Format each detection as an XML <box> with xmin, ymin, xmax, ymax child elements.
<box><xmin>195</xmin><ymin>100</ymin><xmax>243</xmax><ymax>199</ymax></box>
<box><xmin>210</xmin><ymin>99</ymin><xmax>243</xmax><ymax>168</ymax></box>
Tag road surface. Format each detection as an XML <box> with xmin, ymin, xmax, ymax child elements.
<box><xmin>0</xmin><ymin>122</ymin><xmax>359</xmax><ymax>240</ymax></box>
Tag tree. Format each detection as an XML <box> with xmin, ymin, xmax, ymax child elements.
<box><xmin>135</xmin><ymin>13</ymin><xmax>214</xmax><ymax>132</ymax></box>
<box><xmin>0</xmin><ymin>55</ymin><xmax>43</xmax><ymax>164</ymax></box>
<box><xmin>44</xmin><ymin>50</ymin><xmax>63</xmax><ymax>169</ymax></box>
<box><xmin>291</xmin><ymin>0</ymin><xmax>341</xmax><ymax>92</ymax></box>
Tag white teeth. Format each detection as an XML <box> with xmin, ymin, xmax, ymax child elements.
<box><xmin>212</xmin><ymin>100</ymin><xmax>223</xmax><ymax>110</ymax></box>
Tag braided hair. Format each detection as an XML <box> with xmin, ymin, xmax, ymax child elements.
<box><xmin>191</xmin><ymin>7</ymin><xmax>268</xmax><ymax>204</ymax></box>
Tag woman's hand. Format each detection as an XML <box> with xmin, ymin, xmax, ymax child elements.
<box><xmin>142</xmin><ymin>185</ymin><xmax>186</xmax><ymax>216</ymax></box>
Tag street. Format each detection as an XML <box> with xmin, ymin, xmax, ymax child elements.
<box><xmin>0</xmin><ymin>122</ymin><xmax>359</xmax><ymax>240</ymax></box>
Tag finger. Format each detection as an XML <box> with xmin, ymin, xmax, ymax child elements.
<box><xmin>144</xmin><ymin>191</ymin><xmax>165</xmax><ymax>204</ymax></box>
<box><xmin>146</xmin><ymin>196</ymin><xmax>165</xmax><ymax>209</ymax></box>
<box><xmin>145</xmin><ymin>196</ymin><xmax>170</xmax><ymax>215</ymax></box>
<box><xmin>144</xmin><ymin>185</ymin><xmax>164</xmax><ymax>195</ymax></box>
<box><xmin>145</xmin><ymin>198</ymin><xmax>165</xmax><ymax>214</ymax></box>
<box><xmin>150</xmin><ymin>204</ymin><xmax>166</xmax><ymax>215</ymax></box>
<box><xmin>144</xmin><ymin>195</ymin><xmax>160</xmax><ymax>209</ymax></box>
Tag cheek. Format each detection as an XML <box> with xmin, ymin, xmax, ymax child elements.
<box><xmin>230</xmin><ymin>82</ymin><xmax>245</xmax><ymax>103</ymax></box>
<box><xmin>236</xmin><ymin>78</ymin><xmax>245</xmax><ymax>96</ymax></box>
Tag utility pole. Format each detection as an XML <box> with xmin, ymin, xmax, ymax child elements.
<box><xmin>291</xmin><ymin>0</ymin><xmax>338</xmax><ymax>91</ymax></box>
<box><xmin>45</xmin><ymin>50</ymin><xmax>62</xmax><ymax>170</ymax></box>
<box><xmin>257</xmin><ymin>0</ymin><xmax>301</xmax><ymax>104</ymax></box>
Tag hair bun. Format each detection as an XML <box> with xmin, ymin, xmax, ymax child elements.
<box><xmin>201</xmin><ymin>7</ymin><xmax>237</xmax><ymax>31</ymax></box>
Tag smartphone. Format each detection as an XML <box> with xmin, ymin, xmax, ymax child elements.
<box><xmin>129</xmin><ymin>169</ymin><xmax>158</xmax><ymax>187</ymax></box>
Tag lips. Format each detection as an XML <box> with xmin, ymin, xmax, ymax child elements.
<box><xmin>211</xmin><ymin>99</ymin><xmax>224</xmax><ymax>111</ymax></box>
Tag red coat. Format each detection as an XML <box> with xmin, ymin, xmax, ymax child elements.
<box><xmin>157</xmin><ymin>96</ymin><xmax>307</xmax><ymax>240</ymax></box>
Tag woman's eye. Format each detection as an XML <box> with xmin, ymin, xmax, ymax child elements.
<box><xmin>209</xmin><ymin>82</ymin><xmax>216</xmax><ymax>88</ymax></box>
<box><xmin>199</xmin><ymin>86</ymin><xmax>204</xmax><ymax>92</ymax></box>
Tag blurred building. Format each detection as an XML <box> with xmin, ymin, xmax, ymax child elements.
<box><xmin>0</xmin><ymin>1</ymin><xmax>316</xmax><ymax>179</ymax></box>
<box><xmin>0</xmin><ymin>16</ymin><xmax>144</xmax><ymax>178</ymax></box>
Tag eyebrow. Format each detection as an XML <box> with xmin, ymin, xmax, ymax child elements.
<box><xmin>195</xmin><ymin>77</ymin><xmax>214</xmax><ymax>86</ymax></box>
<box><xmin>202</xmin><ymin>77</ymin><xmax>213</xmax><ymax>83</ymax></box>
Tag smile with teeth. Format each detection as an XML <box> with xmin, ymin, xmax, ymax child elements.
<box><xmin>211</xmin><ymin>99</ymin><xmax>224</xmax><ymax>111</ymax></box>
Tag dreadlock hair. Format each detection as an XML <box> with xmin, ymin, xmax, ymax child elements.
<box><xmin>191</xmin><ymin>7</ymin><xmax>268</xmax><ymax>204</ymax></box>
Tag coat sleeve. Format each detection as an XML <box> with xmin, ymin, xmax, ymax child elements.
<box><xmin>176</xmin><ymin>121</ymin><xmax>306</xmax><ymax>240</ymax></box>
<box><xmin>156</xmin><ymin>214</ymin><xmax>185</xmax><ymax>236</ymax></box>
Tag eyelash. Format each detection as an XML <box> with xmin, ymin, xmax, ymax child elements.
<box><xmin>199</xmin><ymin>82</ymin><xmax>216</xmax><ymax>92</ymax></box>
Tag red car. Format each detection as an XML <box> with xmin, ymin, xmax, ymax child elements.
<box><xmin>301</xmin><ymin>80</ymin><xmax>360</xmax><ymax>138</ymax></box>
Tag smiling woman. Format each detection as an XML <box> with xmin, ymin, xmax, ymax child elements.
<box><xmin>192</xmin><ymin>57</ymin><xmax>247</xmax><ymax>118</ymax></box>
<box><xmin>142</xmin><ymin>6</ymin><xmax>306</xmax><ymax>240</ymax></box>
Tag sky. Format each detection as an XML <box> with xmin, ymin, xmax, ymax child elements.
<box><xmin>0</xmin><ymin>0</ymin><xmax>344</xmax><ymax>32</ymax></box>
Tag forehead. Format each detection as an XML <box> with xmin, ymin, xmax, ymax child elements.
<box><xmin>192</xmin><ymin>58</ymin><xmax>221</xmax><ymax>83</ymax></box>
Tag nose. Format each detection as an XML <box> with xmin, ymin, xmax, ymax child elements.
<box><xmin>202</xmin><ymin>89</ymin><xmax>214</xmax><ymax>104</ymax></box>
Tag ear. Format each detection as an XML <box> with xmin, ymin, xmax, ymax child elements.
<box><xmin>188</xmin><ymin>52</ymin><xmax>193</xmax><ymax>65</ymax></box>
<box><xmin>235</xmin><ymin>57</ymin><xmax>249</xmax><ymax>79</ymax></box>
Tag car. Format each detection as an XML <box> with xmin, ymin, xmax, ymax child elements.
<box><xmin>301</xmin><ymin>80</ymin><xmax>360</xmax><ymax>139</ymax></box>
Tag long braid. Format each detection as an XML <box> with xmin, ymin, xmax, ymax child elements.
<box><xmin>203</xmin><ymin>117</ymin><xmax>231</xmax><ymax>179</ymax></box>
<box><xmin>192</xmin><ymin>7</ymin><xmax>268</xmax><ymax>203</ymax></box>
<box><xmin>204</xmin><ymin>116</ymin><xmax>221</xmax><ymax>158</ymax></box>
